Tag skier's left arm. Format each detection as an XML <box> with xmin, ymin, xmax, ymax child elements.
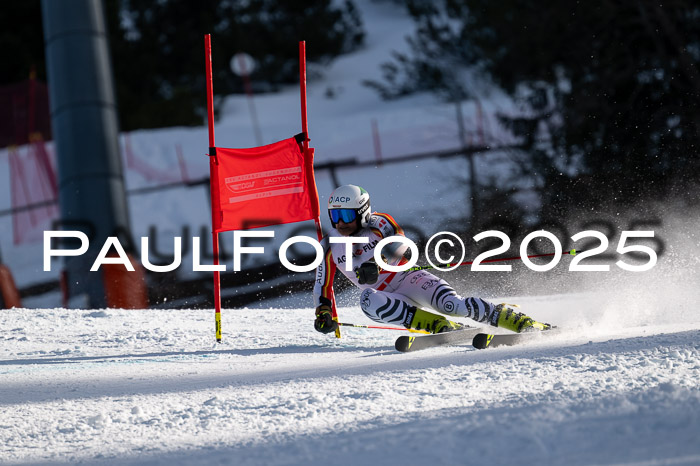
<box><xmin>370</xmin><ymin>212</ymin><xmax>409</xmax><ymax>267</ymax></box>
<box><xmin>355</xmin><ymin>213</ymin><xmax>409</xmax><ymax>285</ymax></box>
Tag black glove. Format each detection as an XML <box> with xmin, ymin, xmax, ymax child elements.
<box><xmin>314</xmin><ymin>305</ymin><xmax>338</xmax><ymax>334</ymax></box>
<box><xmin>355</xmin><ymin>261</ymin><xmax>379</xmax><ymax>285</ymax></box>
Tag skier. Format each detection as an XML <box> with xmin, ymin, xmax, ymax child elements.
<box><xmin>313</xmin><ymin>184</ymin><xmax>551</xmax><ymax>335</ymax></box>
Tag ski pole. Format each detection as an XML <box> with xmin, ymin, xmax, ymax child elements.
<box><xmin>381</xmin><ymin>249</ymin><xmax>579</xmax><ymax>274</ymax></box>
<box><xmin>338</xmin><ymin>322</ymin><xmax>429</xmax><ymax>334</ymax></box>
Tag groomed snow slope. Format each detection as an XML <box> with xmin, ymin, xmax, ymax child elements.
<box><xmin>1</xmin><ymin>2</ymin><xmax>699</xmax><ymax>464</ymax></box>
<box><xmin>2</xmin><ymin>291</ymin><xmax>700</xmax><ymax>465</ymax></box>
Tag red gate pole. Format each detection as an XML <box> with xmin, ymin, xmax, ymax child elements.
<box><xmin>299</xmin><ymin>41</ymin><xmax>341</xmax><ymax>338</ymax></box>
<box><xmin>204</xmin><ymin>34</ymin><xmax>223</xmax><ymax>342</ymax></box>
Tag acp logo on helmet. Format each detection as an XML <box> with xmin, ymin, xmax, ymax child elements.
<box><xmin>329</xmin><ymin>196</ymin><xmax>351</xmax><ymax>203</ymax></box>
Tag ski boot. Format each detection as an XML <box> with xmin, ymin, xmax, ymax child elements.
<box><xmin>407</xmin><ymin>307</ymin><xmax>464</xmax><ymax>334</ymax></box>
<box><xmin>494</xmin><ymin>303</ymin><xmax>551</xmax><ymax>333</ymax></box>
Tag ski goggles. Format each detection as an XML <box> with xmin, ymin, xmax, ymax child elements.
<box><xmin>329</xmin><ymin>208</ymin><xmax>357</xmax><ymax>224</ymax></box>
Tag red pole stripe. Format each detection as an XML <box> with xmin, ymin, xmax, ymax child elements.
<box><xmin>299</xmin><ymin>40</ymin><xmax>340</xmax><ymax>337</ymax></box>
<box><xmin>205</xmin><ymin>35</ymin><xmax>215</xmax><ymax>148</ymax></box>
<box><xmin>205</xmin><ymin>34</ymin><xmax>222</xmax><ymax>341</ymax></box>
<box><xmin>299</xmin><ymin>41</ymin><xmax>309</xmax><ymax>152</ymax></box>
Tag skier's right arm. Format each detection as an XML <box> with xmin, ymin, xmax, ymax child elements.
<box><xmin>313</xmin><ymin>236</ymin><xmax>338</xmax><ymax>334</ymax></box>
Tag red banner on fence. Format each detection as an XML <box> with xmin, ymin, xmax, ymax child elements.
<box><xmin>211</xmin><ymin>135</ymin><xmax>319</xmax><ymax>232</ymax></box>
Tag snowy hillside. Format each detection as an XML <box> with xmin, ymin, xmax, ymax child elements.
<box><xmin>3</xmin><ymin>223</ymin><xmax>700</xmax><ymax>463</ymax></box>
<box><xmin>1</xmin><ymin>1</ymin><xmax>700</xmax><ymax>464</ymax></box>
<box><xmin>2</xmin><ymin>292</ymin><xmax>700</xmax><ymax>465</ymax></box>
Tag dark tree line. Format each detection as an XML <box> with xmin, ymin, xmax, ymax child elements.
<box><xmin>2</xmin><ymin>0</ymin><xmax>364</xmax><ymax>132</ymax></box>
<box><xmin>105</xmin><ymin>0</ymin><xmax>364</xmax><ymax>130</ymax></box>
<box><xmin>367</xmin><ymin>0</ymin><xmax>700</xmax><ymax>215</ymax></box>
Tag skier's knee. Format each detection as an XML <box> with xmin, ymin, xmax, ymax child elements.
<box><xmin>360</xmin><ymin>288</ymin><xmax>376</xmax><ymax>317</ymax></box>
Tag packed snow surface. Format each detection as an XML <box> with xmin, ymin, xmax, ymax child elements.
<box><xmin>2</xmin><ymin>292</ymin><xmax>700</xmax><ymax>465</ymax></box>
<box><xmin>1</xmin><ymin>1</ymin><xmax>699</xmax><ymax>464</ymax></box>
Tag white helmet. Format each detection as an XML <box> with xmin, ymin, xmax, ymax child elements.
<box><xmin>328</xmin><ymin>184</ymin><xmax>371</xmax><ymax>228</ymax></box>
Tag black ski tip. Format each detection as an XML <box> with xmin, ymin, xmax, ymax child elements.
<box><xmin>394</xmin><ymin>335</ymin><xmax>414</xmax><ymax>352</ymax></box>
<box><xmin>472</xmin><ymin>333</ymin><xmax>492</xmax><ymax>350</ymax></box>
